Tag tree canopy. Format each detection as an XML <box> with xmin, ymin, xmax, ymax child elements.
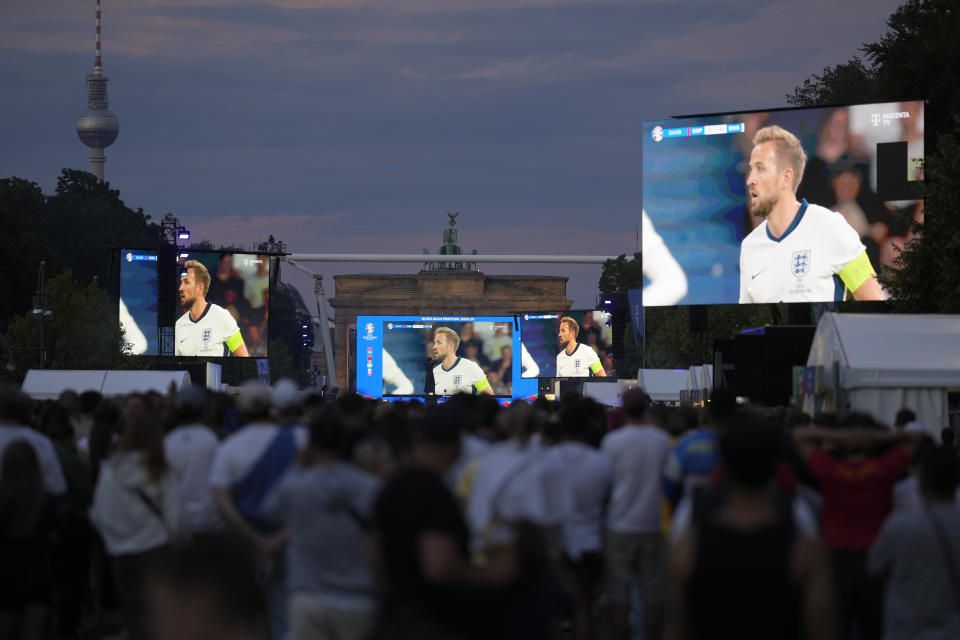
<box><xmin>0</xmin><ymin>169</ymin><xmax>159</xmax><ymax>331</ymax></box>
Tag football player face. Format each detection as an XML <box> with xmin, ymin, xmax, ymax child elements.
<box><xmin>432</xmin><ymin>333</ymin><xmax>453</xmax><ymax>360</ymax></box>
<box><xmin>557</xmin><ymin>322</ymin><xmax>575</xmax><ymax>348</ymax></box>
<box><xmin>179</xmin><ymin>268</ymin><xmax>201</xmax><ymax>307</ymax></box>
<box><xmin>746</xmin><ymin>141</ymin><xmax>786</xmax><ymax>218</ymax></box>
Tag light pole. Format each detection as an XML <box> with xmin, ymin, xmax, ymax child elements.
<box><xmin>31</xmin><ymin>261</ymin><xmax>53</xmax><ymax>369</ymax></box>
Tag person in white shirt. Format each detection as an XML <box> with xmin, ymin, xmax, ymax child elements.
<box><xmin>163</xmin><ymin>386</ymin><xmax>224</xmax><ymax>535</ymax></box>
<box><xmin>0</xmin><ymin>386</ymin><xmax>66</xmax><ymax>495</ymax></box>
<box><xmin>431</xmin><ymin>326</ymin><xmax>493</xmax><ymax>396</ymax></box>
<box><xmin>739</xmin><ymin>125</ymin><xmax>885</xmax><ymax>303</ymax></box>
<box><xmin>209</xmin><ymin>383</ymin><xmax>307</xmax><ymax>640</ymax></box>
<box><xmin>556</xmin><ymin>316</ymin><xmax>606</xmax><ymax>378</ymax></box>
<box><xmin>600</xmin><ymin>389</ymin><xmax>671</xmax><ymax>640</ymax></box>
<box><xmin>176</xmin><ymin>259</ymin><xmax>249</xmax><ymax>357</ymax></box>
<box><xmin>90</xmin><ymin>404</ymin><xmax>183</xmax><ymax>640</ymax></box>
<box><xmin>546</xmin><ymin>398</ymin><xmax>612</xmax><ymax>639</ymax></box>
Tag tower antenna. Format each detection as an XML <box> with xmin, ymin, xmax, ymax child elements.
<box><xmin>77</xmin><ymin>0</ymin><xmax>119</xmax><ymax>182</ymax></box>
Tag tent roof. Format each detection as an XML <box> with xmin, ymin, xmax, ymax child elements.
<box><xmin>21</xmin><ymin>369</ymin><xmax>192</xmax><ymax>399</ymax></box>
<box><xmin>21</xmin><ymin>370</ymin><xmax>107</xmax><ymax>400</ymax></box>
<box><xmin>101</xmin><ymin>370</ymin><xmax>192</xmax><ymax>396</ymax></box>
<box><xmin>807</xmin><ymin>313</ymin><xmax>960</xmax><ymax>388</ymax></box>
<box><xmin>638</xmin><ymin>369</ymin><xmax>688</xmax><ymax>401</ymax></box>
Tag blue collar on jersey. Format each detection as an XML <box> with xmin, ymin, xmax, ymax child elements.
<box><xmin>766</xmin><ymin>199</ymin><xmax>809</xmax><ymax>243</ymax></box>
<box><xmin>442</xmin><ymin>356</ymin><xmax>461</xmax><ymax>372</ymax></box>
<box><xmin>189</xmin><ymin>302</ymin><xmax>211</xmax><ymax>323</ymax></box>
<box><xmin>564</xmin><ymin>343</ymin><xmax>581</xmax><ymax>357</ymax></box>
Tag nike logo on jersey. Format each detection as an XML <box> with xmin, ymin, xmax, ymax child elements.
<box><xmin>751</xmin><ymin>269</ymin><xmax>765</xmax><ymax>280</ymax></box>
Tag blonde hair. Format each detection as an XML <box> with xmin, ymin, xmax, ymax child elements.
<box><xmin>184</xmin><ymin>259</ymin><xmax>211</xmax><ymax>296</ymax></box>
<box><xmin>434</xmin><ymin>326</ymin><xmax>460</xmax><ymax>351</ymax></box>
<box><xmin>559</xmin><ymin>316</ymin><xmax>579</xmax><ymax>337</ymax></box>
<box><xmin>752</xmin><ymin>125</ymin><xmax>807</xmax><ymax>191</ymax></box>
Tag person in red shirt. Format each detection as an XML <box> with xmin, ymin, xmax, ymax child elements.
<box><xmin>793</xmin><ymin>423</ymin><xmax>922</xmax><ymax>640</ymax></box>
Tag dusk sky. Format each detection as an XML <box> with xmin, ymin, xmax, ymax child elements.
<box><xmin>1</xmin><ymin>0</ymin><xmax>903</xmax><ymax>310</ymax></box>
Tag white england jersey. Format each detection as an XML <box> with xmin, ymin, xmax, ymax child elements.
<box><xmin>433</xmin><ymin>357</ymin><xmax>487</xmax><ymax>395</ymax></box>
<box><xmin>556</xmin><ymin>343</ymin><xmax>601</xmax><ymax>377</ymax></box>
<box><xmin>739</xmin><ymin>200</ymin><xmax>866</xmax><ymax>304</ymax></box>
<box><xmin>175</xmin><ymin>303</ymin><xmax>242</xmax><ymax>357</ymax></box>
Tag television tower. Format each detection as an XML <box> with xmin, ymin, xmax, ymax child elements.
<box><xmin>76</xmin><ymin>0</ymin><xmax>119</xmax><ymax>182</ymax></box>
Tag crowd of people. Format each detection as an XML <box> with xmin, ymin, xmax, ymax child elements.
<box><xmin>0</xmin><ymin>382</ymin><xmax>958</xmax><ymax>640</ymax></box>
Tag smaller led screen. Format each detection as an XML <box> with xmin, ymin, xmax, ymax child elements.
<box><xmin>356</xmin><ymin>316</ymin><xmax>537</xmax><ymax>400</ymax></box>
<box><xmin>175</xmin><ymin>252</ymin><xmax>270</xmax><ymax>358</ymax></box>
<box><xmin>119</xmin><ymin>249</ymin><xmax>159</xmax><ymax>356</ymax></box>
<box><xmin>519</xmin><ymin>310</ymin><xmax>614</xmax><ymax>379</ymax></box>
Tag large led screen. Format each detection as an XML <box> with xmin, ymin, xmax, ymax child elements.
<box><xmin>642</xmin><ymin>100</ymin><xmax>924</xmax><ymax>306</ymax></box>
<box><xmin>119</xmin><ymin>249</ymin><xmax>270</xmax><ymax>358</ymax></box>
<box><xmin>519</xmin><ymin>311</ymin><xmax>614</xmax><ymax>379</ymax></box>
<box><xmin>356</xmin><ymin>315</ymin><xmax>537</xmax><ymax>400</ymax></box>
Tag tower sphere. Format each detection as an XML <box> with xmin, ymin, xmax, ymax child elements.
<box><xmin>77</xmin><ymin>109</ymin><xmax>119</xmax><ymax>148</ymax></box>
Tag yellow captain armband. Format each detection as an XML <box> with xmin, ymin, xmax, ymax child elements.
<box><xmin>590</xmin><ymin>360</ymin><xmax>603</xmax><ymax>375</ymax></box>
<box><xmin>226</xmin><ymin>330</ymin><xmax>245</xmax><ymax>353</ymax></box>
<box><xmin>838</xmin><ymin>251</ymin><xmax>876</xmax><ymax>293</ymax></box>
<box><xmin>473</xmin><ymin>376</ymin><xmax>491</xmax><ymax>393</ymax></box>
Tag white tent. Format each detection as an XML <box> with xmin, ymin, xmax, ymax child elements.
<box><xmin>806</xmin><ymin>313</ymin><xmax>960</xmax><ymax>435</ymax></box>
<box><xmin>637</xmin><ymin>369</ymin><xmax>688</xmax><ymax>403</ymax></box>
<box><xmin>20</xmin><ymin>370</ymin><xmax>108</xmax><ymax>400</ymax></box>
<box><xmin>21</xmin><ymin>369</ymin><xmax>192</xmax><ymax>399</ymax></box>
<box><xmin>684</xmin><ymin>364</ymin><xmax>713</xmax><ymax>405</ymax></box>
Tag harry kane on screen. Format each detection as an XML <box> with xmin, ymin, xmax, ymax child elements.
<box><xmin>556</xmin><ymin>316</ymin><xmax>606</xmax><ymax>378</ymax></box>
<box><xmin>431</xmin><ymin>326</ymin><xmax>492</xmax><ymax>395</ymax></box>
<box><xmin>738</xmin><ymin>125</ymin><xmax>885</xmax><ymax>304</ymax></box>
<box><xmin>175</xmin><ymin>259</ymin><xmax>249</xmax><ymax>357</ymax></box>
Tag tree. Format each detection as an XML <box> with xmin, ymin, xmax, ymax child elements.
<box><xmin>863</xmin><ymin>0</ymin><xmax>960</xmax><ymax>138</ymax></box>
<box><xmin>887</xmin><ymin>125</ymin><xmax>960</xmax><ymax>312</ymax></box>
<box><xmin>0</xmin><ymin>169</ymin><xmax>160</xmax><ymax>334</ymax></box>
<box><xmin>642</xmin><ymin>305</ymin><xmax>776</xmax><ymax>370</ymax></box>
<box><xmin>598</xmin><ymin>253</ymin><xmax>644</xmax><ymax>377</ymax></box>
<box><xmin>42</xmin><ymin>169</ymin><xmax>159</xmax><ymax>288</ymax></box>
<box><xmin>2</xmin><ymin>270</ymin><xmax>126</xmax><ymax>379</ymax></box>
<box><xmin>0</xmin><ymin>178</ymin><xmax>54</xmax><ymax>330</ymax></box>
<box><xmin>788</xmin><ymin>1</ymin><xmax>959</xmax><ymax>135</ymax></box>
<box><xmin>786</xmin><ymin>57</ymin><xmax>880</xmax><ymax>107</ymax></box>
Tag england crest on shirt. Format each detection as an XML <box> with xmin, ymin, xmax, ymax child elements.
<box><xmin>202</xmin><ymin>328</ymin><xmax>212</xmax><ymax>344</ymax></box>
<box><xmin>453</xmin><ymin>375</ymin><xmax>462</xmax><ymax>386</ymax></box>
<box><xmin>575</xmin><ymin>359</ymin><xmax>581</xmax><ymax>369</ymax></box>
<box><xmin>791</xmin><ymin>250</ymin><xmax>811</xmax><ymax>278</ymax></box>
